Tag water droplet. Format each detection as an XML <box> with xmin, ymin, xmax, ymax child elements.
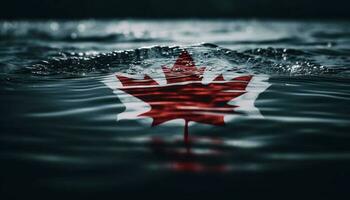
<box><xmin>70</xmin><ymin>33</ymin><xmax>77</xmax><ymax>39</ymax></box>
<box><xmin>327</xmin><ymin>42</ymin><xmax>333</xmax><ymax>48</ymax></box>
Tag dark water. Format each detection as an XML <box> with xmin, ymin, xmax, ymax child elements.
<box><xmin>1</xmin><ymin>20</ymin><xmax>350</xmax><ymax>199</ymax></box>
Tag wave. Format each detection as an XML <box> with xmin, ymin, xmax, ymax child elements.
<box><xmin>22</xmin><ymin>43</ymin><xmax>347</xmax><ymax>77</ymax></box>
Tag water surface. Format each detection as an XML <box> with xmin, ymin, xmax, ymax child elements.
<box><xmin>1</xmin><ymin>20</ymin><xmax>350</xmax><ymax>199</ymax></box>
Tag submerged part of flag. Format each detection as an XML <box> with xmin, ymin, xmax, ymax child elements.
<box><xmin>103</xmin><ymin>50</ymin><xmax>270</xmax><ymax>142</ymax></box>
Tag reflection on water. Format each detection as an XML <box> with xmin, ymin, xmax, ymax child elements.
<box><xmin>1</xmin><ymin>20</ymin><xmax>350</xmax><ymax>198</ymax></box>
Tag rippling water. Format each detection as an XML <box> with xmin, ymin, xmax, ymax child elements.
<box><xmin>1</xmin><ymin>20</ymin><xmax>350</xmax><ymax>198</ymax></box>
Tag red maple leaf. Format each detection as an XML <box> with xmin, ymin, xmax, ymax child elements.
<box><xmin>116</xmin><ymin>50</ymin><xmax>252</xmax><ymax>143</ymax></box>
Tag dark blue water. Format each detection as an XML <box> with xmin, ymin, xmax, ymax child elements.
<box><xmin>1</xmin><ymin>20</ymin><xmax>350</xmax><ymax>199</ymax></box>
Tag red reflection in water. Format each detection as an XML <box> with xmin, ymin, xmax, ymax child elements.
<box><xmin>169</xmin><ymin>162</ymin><xmax>230</xmax><ymax>173</ymax></box>
<box><xmin>149</xmin><ymin>136</ymin><xmax>231</xmax><ymax>173</ymax></box>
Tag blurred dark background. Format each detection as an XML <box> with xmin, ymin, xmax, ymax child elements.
<box><xmin>1</xmin><ymin>0</ymin><xmax>350</xmax><ymax>19</ymax></box>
